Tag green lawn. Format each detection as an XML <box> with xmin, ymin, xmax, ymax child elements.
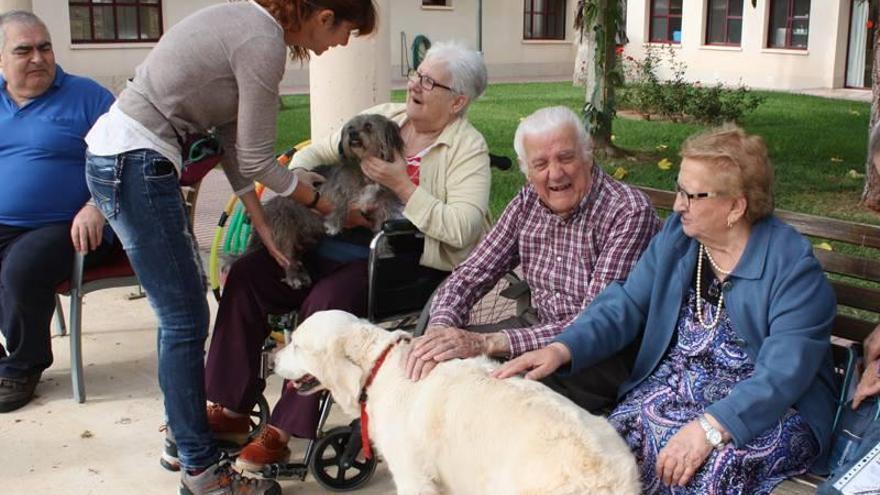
<box><xmin>277</xmin><ymin>83</ymin><xmax>876</xmax><ymax>223</ymax></box>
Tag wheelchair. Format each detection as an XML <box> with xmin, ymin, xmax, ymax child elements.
<box><xmin>245</xmin><ymin>218</ymin><xmax>531</xmax><ymax>491</ymax></box>
<box><xmin>247</xmin><ymin>218</ymin><xmax>447</xmax><ymax>491</ymax></box>
<box><xmin>203</xmin><ymin>149</ymin><xmax>519</xmax><ymax>490</ymax></box>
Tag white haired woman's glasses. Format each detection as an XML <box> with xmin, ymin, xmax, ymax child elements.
<box><xmin>407</xmin><ymin>69</ymin><xmax>455</xmax><ymax>93</ymax></box>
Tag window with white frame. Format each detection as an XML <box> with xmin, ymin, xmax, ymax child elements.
<box><xmin>523</xmin><ymin>0</ymin><xmax>566</xmax><ymax>40</ymax></box>
<box><xmin>649</xmin><ymin>0</ymin><xmax>683</xmax><ymax>44</ymax></box>
<box><xmin>706</xmin><ymin>0</ymin><xmax>743</xmax><ymax>45</ymax></box>
<box><xmin>767</xmin><ymin>0</ymin><xmax>810</xmax><ymax>49</ymax></box>
<box><xmin>69</xmin><ymin>0</ymin><xmax>163</xmax><ymax>43</ymax></box>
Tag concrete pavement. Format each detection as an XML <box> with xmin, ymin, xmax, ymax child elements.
<box><xmin>2</xmin><ymin>285</ymin><xmax>396</xmax><ymax>495</ymax></box>
<box><xmin>2</xmin><ymin>169</ymin><xmax>397</xmax><ymax>495</ymax></box>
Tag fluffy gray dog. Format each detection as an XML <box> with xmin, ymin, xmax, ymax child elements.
<box><xmin>248</xmin><ymin>114</ymin><xmax>405</xmax><ymax>289</ymax></box>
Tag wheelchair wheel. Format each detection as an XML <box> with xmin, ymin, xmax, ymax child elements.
<box><xmin>248</xmin><ymin>394</ymin><xmax>271</xmax><ymax>443</ymax></box>
<box><xmin>309</xmin><ymin>426</ymin><xmax>377</xmax><ymax>491</ymax></box>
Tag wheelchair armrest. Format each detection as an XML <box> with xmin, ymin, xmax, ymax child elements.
<box><xmin>380</xmin><ymin>218</ymin><xmax>418</xmax><ymax>235</ymax></box>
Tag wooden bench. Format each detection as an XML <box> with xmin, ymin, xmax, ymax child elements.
<box><xmin>636</xmin><ymin>186</ymin><xmax>880</xmax><ymax>494</ymax></box>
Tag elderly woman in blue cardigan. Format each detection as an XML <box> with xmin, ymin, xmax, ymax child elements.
<box><xmin>495</xmin><ymin>125</ymin><xmax>836</xmax><ymax>494</ymax></box>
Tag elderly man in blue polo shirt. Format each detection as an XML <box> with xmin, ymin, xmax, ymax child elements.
<box><xmin>0</xmin><ymin>11</ymin><xmax>114</xmax><ymax>412</ymax></box>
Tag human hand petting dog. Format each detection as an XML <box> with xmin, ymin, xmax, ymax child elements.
<box><xmin>655</xmin><ymin>417</ymin><xmax>719</xmax><ymax>487</ymax></box>
<box><xmin>70</xmin><ymin>203</ymin><xmax>105</xmax><ymax>253</ymax></box>
<box><xmin>292</xmin><ymin>167</ymin><xmax>325</xmax><ymax>189</ymax></box>
<box><xmin>405</xmin><ymin>326</ymin><xmax>509</xmax><ymax>381</ymax></box>
<box><xmin>490</xmin><ymin>343</ymin><xmax>571</xmax><ymax>381</ymax></box>
<box><xmin>361</xmin><ymin>154</ymin><xmax>416</xmax><ymax>203</ymax></box>
<box><xmin>240</xmin><ymin>190</ymin><xmax>291</xmax><ymax>268</ymax></box>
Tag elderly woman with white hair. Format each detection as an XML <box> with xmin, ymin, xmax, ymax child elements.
<box><xmin>194</xmin><ymin>41</ymin><xmax>493</xmax><ymax>473</ymax></box>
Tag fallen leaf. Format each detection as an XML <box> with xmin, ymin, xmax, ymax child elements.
<box><xmin>847</xmin><ymin>169</ymin><xmax>865</xmax><ymax>179</ymax></box>
<box><xmin>612</xmin><ymin>166</ymin><xmax>629</xmax><ymax>180</ymax></box>
<box><xmin>657</xmin><ymin>158</ymin><xmax>673</xmax><ymax>170</ymax></box>
<box><xmin>815</xmin><ymin>242</ymin><xmax>833</xmax><ymax>251</ymax></box>
<box><xmin>656</xmin><ymin>144</ymin><xmax>668</xmax><ymax>151</ymax></box>
<box><xmin>830</xmin><ymin>157</ymin><xmax>843</xmax><ymax>163</ymax></box>
<box><xmin>849</xmin><ymin>109</ymin><xmax>860</xmax><ymax>116</ymax></box>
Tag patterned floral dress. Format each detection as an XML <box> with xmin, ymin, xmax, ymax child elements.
<box><xmin>608</xmin><ymin>262</ymin><xmax>819</xmax><ymax>494</ymax></box>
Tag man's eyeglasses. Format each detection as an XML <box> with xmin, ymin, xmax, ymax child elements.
<box><xmin>407</xmin><ymin>69</ymin><xmax>455</xmax><ymax>93</ymax></box>
<box><xmin>674</xmin><ymin>183</ymin><xmax>724</xmax><ymax>209</ymax></box>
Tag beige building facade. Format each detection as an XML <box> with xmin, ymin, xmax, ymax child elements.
<box><xmin>2</xmin><ymin>0</ymin><xmax>581</xmax><ymax>94</ymax></box>
<box><xmin>624</xmin><ymin>0</ymin><xmax>873</xmax><ymax>91</ymax></box>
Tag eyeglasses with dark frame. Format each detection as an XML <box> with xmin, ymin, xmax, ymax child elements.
<box><xmin>674</xmin><ymin>183</ymin><xmax>724</xmax><ymax>209</ymax></box>
<box><xmin>407</xmin><ymin>69</ymin><xmax>455</xmax><ymax>93</ymax></box>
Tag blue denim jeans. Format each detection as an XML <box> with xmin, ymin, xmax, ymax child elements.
<box><xmin>818</xmin><ymin>398</ymin><xmax>880</xmax><ymax>494</ymax></box>
<box><xmin>85</xmin><ymin>149</ymin><xmax>216</xmax><ymax>470</ymax></box>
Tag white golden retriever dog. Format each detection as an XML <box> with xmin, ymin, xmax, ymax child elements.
<box><xmin>274</xmin><ymin>310</ymin><xmax>640</xmax><ymax>495</ymax></box>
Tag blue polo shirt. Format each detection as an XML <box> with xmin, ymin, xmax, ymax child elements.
<box><xmin>0</xmin><ymin>66</ymin><xmax>114</xmax><ymax>228</ymax></box>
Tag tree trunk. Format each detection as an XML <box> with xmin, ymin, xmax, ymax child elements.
<box><xmin>584</xmin><ymin>0</ymin><xmax>625</xmax><ymax>157</ymax></box>
<box><xmin>864</xmin><ymin>6</ymin><xmax>880</xmax><ymax>211</ymax></box>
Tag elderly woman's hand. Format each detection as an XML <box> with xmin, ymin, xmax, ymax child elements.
<box><xmin>865</xmin><ymin>324</ymin><xmax>880</xmax><ymax>363</ymax></box>
<box><xmin>405</xmin><ymin>325</ymin><xmax>486</xmax><ymax>381</ymax></box>
<box><xmin>361</xmin><ymin>155</ymin><xmax>416</xmax><ymax>203</ymax></box>
<box><xmin>656</xmin><ymin>419</ymin><xmax>716</xmax><ymax>487</ymax></box>
<box><xmin>852</xmin><ymin>358</ymin><xmax>880</xmax><ymax>409</ymax></box>
<box><xmin>490</xmin><ymin>343</ymin><xmax>571</xmax><ymax>381</ymax></box>
<box><xmin>343</xmin><ymin>202</ymin><xmax>374</xmax><ymax>229</ymax></box>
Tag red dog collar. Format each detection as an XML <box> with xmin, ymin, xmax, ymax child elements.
<box><xmin>358</xmin><ymin>336</ymin><xmax>408</xmax><ymax>460</ymax></box>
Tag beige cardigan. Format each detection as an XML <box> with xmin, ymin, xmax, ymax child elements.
<box><xmin>290</xmin><ymin>103</ymin><xmax>491</xmax><ymax>271</ymax></box>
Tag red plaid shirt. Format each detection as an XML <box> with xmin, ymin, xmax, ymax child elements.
<box><xmin>429</xmin><ymin>167</ymin><xmax>660</xmax><ymax>356</ymax></box>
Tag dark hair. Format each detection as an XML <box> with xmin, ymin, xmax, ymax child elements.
<box><xmin>256</xmin><ymin>0</ymin><xmax>377</xmax><ymax>61</ymax></box>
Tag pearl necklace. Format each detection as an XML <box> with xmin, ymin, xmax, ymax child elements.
<box><xmin>703</xmin><ymin>245</ymin><xmax>732</xmax><ymax>276</ymax></box>
<box><xmin>696</xmin><ymin>244</ymin><xmax>725</xmax><ymax>329</ymax></box>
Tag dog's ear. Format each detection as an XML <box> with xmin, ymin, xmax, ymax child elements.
<box><xmin>322</xmin><ymin>355</ymin><xmax>365</xmax><ymax>417</ymax></box>
<box><xmin>322</xmin><ymin>322</ymin><xmax>384</xmax><ymax>417</ymax></box>
<box><xmin>380</xmin><ymin>120</ymin><xmax>405</xmax><ymax>162</ymax></box>
<box><xmin>337</xmin><ymin>136</ymin><xmax>345</xmax><ymax>159</ymax></box>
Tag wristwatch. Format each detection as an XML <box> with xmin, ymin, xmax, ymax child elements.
<box><xmin>698</xmin><ymin>415</ymin><xmax>725</xmax><ymax>450</ymax></box>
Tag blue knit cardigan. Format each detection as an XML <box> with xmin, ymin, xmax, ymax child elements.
<box><xmin>556</xmin><ymin>213</ymin><xmax>837</xmax><ymax>460</ymax></box>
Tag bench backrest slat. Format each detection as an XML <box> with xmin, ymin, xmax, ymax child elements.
<box><xmin>814</xmin><ymin>250</ymin><xmax>880</xmax><ymax>282</ymax></box>
<box><xmin>635</xmin><ymin>186</ymin><xmax>880</xmax><ymax>344</ymax></box>
<box><xmin>832</xmin><ymin>315</ymin><xmax>876</xmax><ymax>343</ymax></box>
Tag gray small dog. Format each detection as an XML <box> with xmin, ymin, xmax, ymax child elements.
<box><xmin>248</xmin><ymin>114</ymin><xmax>405</xmax><ymax>289</ymax></box>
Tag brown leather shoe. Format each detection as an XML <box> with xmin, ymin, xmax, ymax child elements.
<box><xmin>206</xmin><ymin>403</ymin><xmax>251</xmax><ymax>445</ymax></box>
<box><xmin>0</xmin><ymin>373</ymin><xmax>40</xmax><ymax>413</ymax></box>
<box><xmin>235</xmin><ymin>427</ymin><xmax>291</xmax><ymax>473</ymax></box>
<box><xmin>160</xmin><ymin>404</ymin><xmax>251</xmax><ymax>472</ymax></box>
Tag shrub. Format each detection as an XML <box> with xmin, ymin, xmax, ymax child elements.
<box><xmin>618</xmin><ymin>46</ymin><xmax>764</xmax><ymax>125</ymax></box>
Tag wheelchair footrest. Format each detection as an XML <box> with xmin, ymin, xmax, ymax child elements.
<box><xmin>258</xmin><ymin>461</ymin><xmax>309</xmax><ymax>481</ymax></box>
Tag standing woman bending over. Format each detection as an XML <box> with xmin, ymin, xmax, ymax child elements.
<box><xmin>84</xmin><ymin>1</ymin><xmax>376</xmax><ymax>494</ymax></box>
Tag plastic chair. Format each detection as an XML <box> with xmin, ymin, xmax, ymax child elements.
<box><xmin>53</xmin><ymin>182</ymin><xmax>201</xmax><ymax>403</ymax></box>
<box><xmin>54</xmin><ymin>245</ymin><xmax>139</xmax><ymax>403</ymax></box>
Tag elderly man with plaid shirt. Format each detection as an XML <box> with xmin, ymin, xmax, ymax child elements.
<box><xmin>405</xmin><ymin>106</ymin><xmax>660</xmax><ymax>413</ymax></box>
